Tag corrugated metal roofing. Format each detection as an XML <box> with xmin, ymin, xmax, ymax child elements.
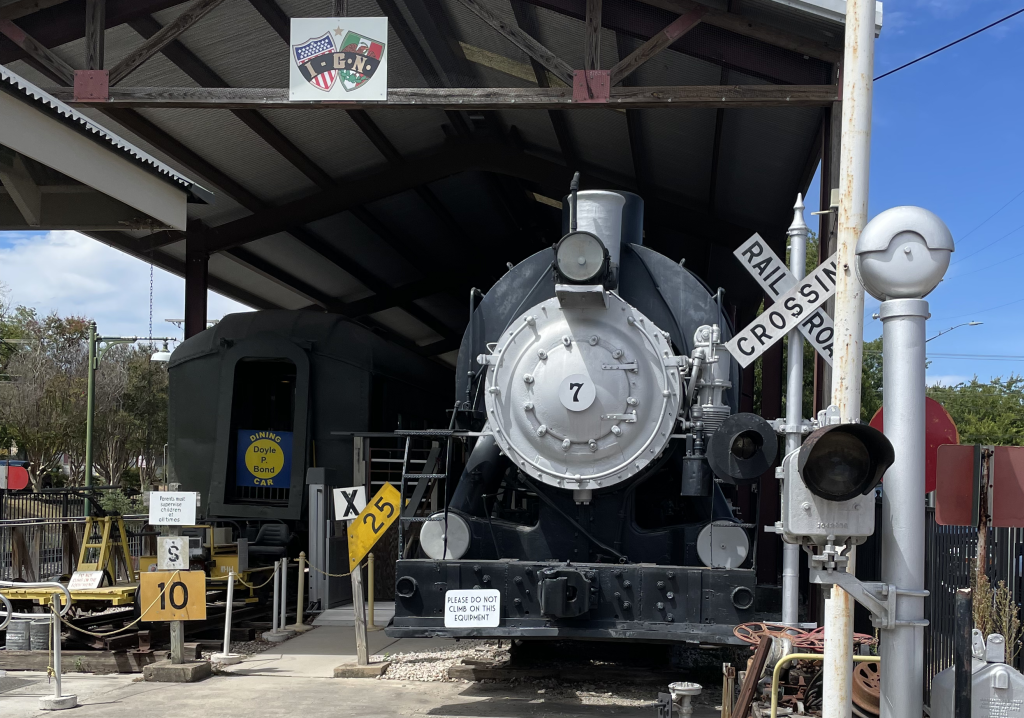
<box><xmin>0</xmin><ymin>64</ymin><xmax>211</xmax><ymax>201</ymax></box>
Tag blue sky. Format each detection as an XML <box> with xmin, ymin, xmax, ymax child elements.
<box><xmin>803</xmin><ymin>0</ymin><xmax>1024</xmax><ymax>385</ymax></box>
<box><xmin>2</xmin><ymin>1</ymin><xmax>1023</xmax><ymax>377</ymax></box>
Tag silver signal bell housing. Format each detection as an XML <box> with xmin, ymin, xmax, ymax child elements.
<box><xmin>555</xmin><ymin>231</ymin><xmax>608</xmax><ymax>284</ymax></box>
<box><xmin>855</xmin><ymin>205</ymin><xmax>954</xmax><ymax>301</ymax></box>
<box><xmin>781</xmin><ymin>423</ymin><xmax>895</xmax><ymax>546</ymax></box>
<box><xmin>479</xmin><ymin>286</ymin><xmax>683</xmax><ymax>491</ymax></box>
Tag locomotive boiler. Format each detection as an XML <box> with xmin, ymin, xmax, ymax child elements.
<box><xmin>387</xmin><ymin>184</ymin><xmax>779</xmax><ymax>643</ymax></box>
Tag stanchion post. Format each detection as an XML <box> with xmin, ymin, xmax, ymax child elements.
<box><xmin>212</xmin><ymin>571</ymin><xmax>241</xmax><ymax>665</ymax></box>
<box><xmin>289</xmin><ymin>551</ymin><xmax>312</xmax><ymax>632</ymax></box>
<box><xmin>280</xmin><ymin>557</ymin><xmax>288</xmax><ymax>630</ymax></box>
<box><xmin>367</xmin><ymin>552</ymin><xmax>376</xmax><ymax>630</ymax></box>
<box><xmin>39</xmin><ymin>592</ymin><xmax>76</xmax><ymax>710</ymax></box>
<box><xmin>271</xmin><ymin>560</ymin><xmax>280</xmax><ymax>633</ymax></box>
<box><xmin>266</xmin><ymin>559</ymin><xmax>294</xmax><ymax>643</ymax></box>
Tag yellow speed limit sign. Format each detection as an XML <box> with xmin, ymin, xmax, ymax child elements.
<box><xmin>348</xmin><ymin>483</ymin><xmax>401</xmax><ymax>571</ymax></box>
<box><xmin>140</xmin><ymin>570</ymin><xmax>207</xmax><ymax>621</ymax></box>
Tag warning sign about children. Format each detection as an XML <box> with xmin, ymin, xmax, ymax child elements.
<box><xmin>444</xmin><ymin>589</ymin><xmax>501</xmax><ymax>628</ymax></box>
<box><xmin>236</xmin><ymin>430</ymin><xmax>293</xmax><ymax>488</ymax></box>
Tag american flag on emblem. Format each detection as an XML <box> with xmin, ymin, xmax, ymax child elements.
<box><xmin>294</xmin><ymin>33</ymin><xmax>337</xmax><ymax>91</ymax></box>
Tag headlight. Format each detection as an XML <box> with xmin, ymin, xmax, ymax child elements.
<box><xmin>554</xmin><ymin>231</ymin><xmax>608</xmax><ymax>284</ymax></box>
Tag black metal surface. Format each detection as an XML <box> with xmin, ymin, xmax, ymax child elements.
<box><xmin>954</xmin><ymin>588</ymin><xmax>972</xmax><ymax>717</ymax></box>
<box><xmin>388</xmin><ymin>559</ymin><xmax>759</xmax><ymax>643</ymax></box>
<box><xmin>706</xmin><ymin>413</ymin><xmax>778</xmax><ymax>483</ymax></box>
<box><xmin>167</xmin><ymin>311</ymin><xmax>451</xmax><ymax>522</ymax></box>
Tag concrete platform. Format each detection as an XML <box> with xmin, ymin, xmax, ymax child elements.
<box><xmin>313</xmin><ymin>601</ymin><xmax>395</xmax><ymax>627</ymax></box>
<box><xmin>219</xmin><ymin>625</ymin><xmax>454</xmax><ymax>678</ymax></box>
<box><xmin>1</xmin><ymin>672</ymin><xmax>717</xmax><ymax>718</ymax></box>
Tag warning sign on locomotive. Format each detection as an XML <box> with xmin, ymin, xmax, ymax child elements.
<box><xmin>236</xmin><ymin>430</ymin><xmax>292</xmax><ymax>488</ymax></box>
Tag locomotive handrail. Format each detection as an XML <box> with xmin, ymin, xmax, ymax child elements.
<box><xmin>0</xmin><ymin>579</ymin><xmax>74</xmax><ymax>618</ymax></box>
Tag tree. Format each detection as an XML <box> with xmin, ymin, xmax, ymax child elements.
<box><xmin>928</xmin><ymin>375</ymin><xmax>1024</xmax><ymax>446</ymax></box>
<box><xmin>861</xmin><ymin>337</ymin><xmax>883</xmax><ymax>422</ymax></box>
<box><xmin>0</xmin><ymin>308</ymin><xmax>89</xmax><ymax>489</ymax></box>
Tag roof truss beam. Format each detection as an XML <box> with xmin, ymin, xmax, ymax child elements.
<box><xmin>0</xmin><ymin>17</ymin><xmax>74</xmax><ymax>83</ymax></box>
<box><xmin>585</xmin><ymin>0</ymin><xmax>601</xmax><ymax>71</ymax></box>
<box><xmin>85</xmin><ymin>0</ymin><xmax>104</xmax><ymax>70</ymax></box>
<box><xmin>453</xmin><ymin>0</ymin><xmax>574</xmax><ymax>85</ymax></box>
<box><xmin>609</xmin><ymin>6</ymin><xmax>704</xmax><ymax>86</ymax></box>
<box><xmin>53</xmin><ymin>84</ymin><xmax>838</xmax><ymax>109</ymax></box>
<box><xmin>0</xmin><ymin>148</ymin><xmax>42</xmax><ymax>226</ymax></box>
<box><xmin>109</xmin><ymin>0</ymin><xmax>225</xmax><ymax>85</ymax></box>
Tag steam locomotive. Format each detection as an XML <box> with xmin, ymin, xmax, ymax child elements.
<box><xmin>387</xmin><ymin>187</ymin><xmax>779</xmax><ymax>643</ymax></box>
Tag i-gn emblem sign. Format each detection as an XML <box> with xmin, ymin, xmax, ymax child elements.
<box><xmin>289</xmin><ymin>18</ymin><xmax>388</xmax><ymax>101</ymax></box>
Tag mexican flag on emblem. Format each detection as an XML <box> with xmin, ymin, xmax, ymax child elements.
<box><xmin>339</xmin><ymin>31</ymin><xmax>384</xmax><ymax>90</ymax></box>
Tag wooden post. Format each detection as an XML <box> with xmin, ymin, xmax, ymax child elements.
<box><xmin>85</xmin><ymin>0</ymin><xmax>105</xmax><ymax>70</ymax></box>
<box><xmin>168</xmin><ymin>525</ymin><xmax>184</xmax><ymax>664</ymax></box>
<box><xmin>184</xmin><ymin>234</ymin><xmax>208</xmax><ymax>339</ymax></box>
<box><xmin>584</xmin><ymin>0</ymin><xmax>602</xmax><ymax>71</ymax></box>
<box><xmin>351</xmin><ymin>562</ymin><xmax>368</xmax><ymax>666</ymax></box>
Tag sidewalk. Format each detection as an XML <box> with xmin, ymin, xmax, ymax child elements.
<box><xmin>221</xmin><ymin>625</ymin><xmax>455</xmax><ymax>678</ymax></box>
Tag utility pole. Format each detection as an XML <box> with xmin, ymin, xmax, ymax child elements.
<box><xmin>824</xmin><ymin>0</ymin><xmax>876</xmax><ymax>713</ymax></box>
<box><xmin>782</xmin><ymin>194</ymin><xmax>808</xmax><ymax>627</ymax></box>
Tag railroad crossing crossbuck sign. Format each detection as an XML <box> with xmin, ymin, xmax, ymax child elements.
<box><xmin>347</xmin><ymin>483</ymin><xmax>401</xmax><ymax>571</ymax></box>
<box><xmin>725</xmin><ymin>238</ymin><xmax>838</xmax><ymax>368</ymax></box>
<box><xmin>732</xmin><ymin>235</ymin><xmax>835</xmax><ymax>366</ymax></box>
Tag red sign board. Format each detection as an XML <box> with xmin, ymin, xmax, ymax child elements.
<box><xmin>935</xmin><ymin>444</ymin><xmax>978</xmax><ymax>526</ymax></box>
<box><xmin>992</xmin><ymin>446</ymin><xmax>1024</xmax><ymax>528</ymax></box>
<box><xmin>1</xmin><ymin>464</ymin><xmax>29</xmax><ymax>490</ymax></box>
<box><xmin>869</xmin><ymin>397</ymin><xmax>959</xmax><ymax>494</ymax></box>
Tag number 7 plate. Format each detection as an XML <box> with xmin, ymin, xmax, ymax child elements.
<box><xmin>347</xmin><ymin>482</ymin><xmax>401</xmax><ymax>571</ymax></box>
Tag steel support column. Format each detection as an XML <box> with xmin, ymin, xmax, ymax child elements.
<box><xmin>184</xmin><ymin>236</ymin><xmax>208</xmax><ymax>339</ymax></box>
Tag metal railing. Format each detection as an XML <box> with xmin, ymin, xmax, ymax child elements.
<box><xmin>924</xmin><ymin>506</ymin><xmax>1024</xmax><ymax>703</ymax></box>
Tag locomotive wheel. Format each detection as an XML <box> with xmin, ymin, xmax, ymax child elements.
<box><xmin>852</xmin><ymin>660</ymin><xmax>880</xmax><ymax>716</ymax></box>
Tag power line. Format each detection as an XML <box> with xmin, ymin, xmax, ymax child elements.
<box><xmin>956</xmin><ymin>187</ymin><xmax>1024</xmax><ymax>245</ymax></box>
<box><xmin>874</xmin><ymin>7</ymin><xmax>1024</xmax><ymax>81</ymax></box>
<box><xmin>934</xmin><ymin>296</ymin><xmax>1024</xmax><ymax>321</ymax></box>
<box><xmin>951</xmin><ymin>221</ymin><xmax>1024</xmax><ymax>265</ymax></box>
<box><xmin>944</xmin><ymin>247</ymin><xmax>1024</xmax><ymax>282</ymax></box>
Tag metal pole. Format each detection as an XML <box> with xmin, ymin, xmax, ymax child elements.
<box><xmin>825</xmin><ymin>0</ymin><xmax>876</xmax><ymax>713</ymax></box>
<box><xmin>52</xmin><ymin>593</ymin><xmax>62</xmax><ymax>699</ymax></box>
<box><xmin>84</xmin><ymin>322</ymin><xmax>97</xmax><ymax>515</ymax></box>
<box><xmin>878</xmin><ymin>298</ymin><xmax>928</xmax><ymax>718</ymax></box>
<box><xmin>212</xmin><ymin>570</ymin><xmax>241</xmax><ymax>665</ymax></box>
<box><xmin>279</xmin><ymin>557</ymin><xmax>288</xmax><ymax>630</ymax></box>
<box><xmin>271</xmin><ymin>560</ymin><xmax>280</xmax><ymax>633</ymax></box>
<box><xmin>782</xmin><ymin>194</ymin><xmax>808</xmax><ymax>627</ymax></box>
<box><xmin>368</xmin><ymin>552</ymin><xmax>375</xmax><ymax>630</ymax></box>
<box><xmin>954</xmin><ymin>588</ymin><xmax>973</xmax><ymax>717</ymax></box>
<box><xmin>290</xmin><ymin>551</ymin><xmax>311</xmax><ymax>632</ymax></box>
<box><xmin>168</xmin><ymin>526</ymin><xmax>184</xmax><ymax>664</ymax></box>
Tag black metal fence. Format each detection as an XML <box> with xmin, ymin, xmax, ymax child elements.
<box><xmin>0</xmin><ymin>489</ymin><xmax>148</xmax><ymax>582</ymax></box>
<box><xmin>924</xmin><ymin>507</ymin><xmax>1024</xmax><ymax>702</ymax></box>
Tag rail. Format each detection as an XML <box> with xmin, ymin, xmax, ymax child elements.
<box><xmin>0</xmin><ymin>579</ymin><xmax>73</xmax><ymax>617</ymax></box>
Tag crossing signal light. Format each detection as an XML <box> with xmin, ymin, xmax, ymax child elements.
<box><xmin>782</xmin><ymin>423</ymin><xmax>895</xmax><ymax>546</ymax></box>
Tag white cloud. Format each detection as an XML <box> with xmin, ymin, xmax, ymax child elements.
<box><xmin>0</xmin><ymin>231</ymin><xmax>251</xmax><ymax>343</ymax></box>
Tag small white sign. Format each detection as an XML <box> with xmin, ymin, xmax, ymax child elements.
<box><xmin>444</xmin><ymin>589</ymin><xmax>501</xmax><ymax>628</ymax></box>
<box><xmin>334</xmin><ymin>486</ymin><xmax>367</xmax><ymax>522</ymax></box>
<box><xmin>148</xmin><ymin>491</ymin><xmax>197</xmax><ymax>526</ymax></box>
<box><xmin>289</xmin><ymin>17</ymin><xmax>388</xmax><ymax>102</ymax></box>
<box><xmin>724</xmin><ymin>253</ymin><xmax>838</xmax><ymax>368</ymax></box>
<box><xmin>157</xmin><ymin>536</ymin><xmax>188</xmax><ymax>570</ymax></box>
<box><xmin>67</xmin><ymin>570</ymin><xmax>104</xmax><ymax>591</ymax></box>
<box><xmin>559</xmin><ymin>373</ymin><xmax>596</xmax><ymax>411</ymax></box>
<box><xmin>733</xmin><ymin>234</ymin><xmax>835</xmax><ymax>366</ymax></box>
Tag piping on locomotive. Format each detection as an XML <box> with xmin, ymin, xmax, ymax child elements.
<box><xmin>387</xmin><ymin>181</ymin><xmax>780</xmax><ymax>644</ymax></box>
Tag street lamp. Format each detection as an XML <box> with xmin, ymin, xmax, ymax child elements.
<box><xmin>83</xmin><ymin>322</ymin><xmax>176</xmax><ymax>513</ymax></box>
<box><xmin>926</xmin><ymin>321</ymin><xmax>982</xmax><ymax>343</ymax></box>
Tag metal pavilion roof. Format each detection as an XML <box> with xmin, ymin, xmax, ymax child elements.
<box><xmin>0</xmin><ymin>0</ymin><xmax>862</xmax><ymax>365</ymax></box>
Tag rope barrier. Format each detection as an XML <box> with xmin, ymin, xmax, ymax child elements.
<box><xmin>305</xmin><ymin>561</ymin><xmax>352</xmax><ymax>579</ymax></box>
<box><xmin>58</xmin><ymin>570</ymin><xmax>181</xmax><ymax>639</ymax></box>
<box><xmin>232</xmin><ymin>564</ymin><xmax>280</xmax><ymax>590</ymax></box>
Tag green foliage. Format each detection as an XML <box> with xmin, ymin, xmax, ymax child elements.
<box><xmin>861</xmin><ymin>337</ymin><xmax>884</xmax><ymax>423</ymax></box>
<box><xmin>98</xmin><ymin>488</ymin><xmax>145</xmax><ymax>516</ymax></box>
<box><xmin>928</xmin><ymin>375</ymin><xmax>1024</xmax><ymax>446</ymax></box>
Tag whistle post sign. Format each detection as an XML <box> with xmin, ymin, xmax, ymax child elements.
<box><xmin>289</xmin><ymin>17</ymin><xmax>388</xmax><ymax>102</ymax></box>
<box><xmin>236</xmin><ymin>430</ymin><xmax>292</xmax><ymax>488</ymax></box>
